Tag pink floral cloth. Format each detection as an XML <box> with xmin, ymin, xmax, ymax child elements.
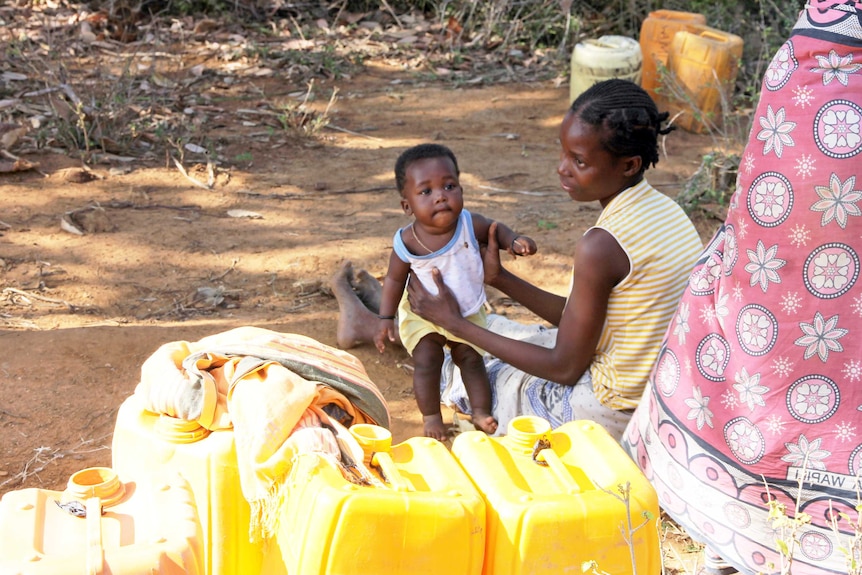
<box><xmin>623</xmin><ymin>2</ymin><xmax>862</xmax><ymax>574</ymax></box>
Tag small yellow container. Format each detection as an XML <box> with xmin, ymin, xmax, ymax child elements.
<box><xmin>569</xmin><ymin>35</ymin><xmax>642</xmax><ymax>103</ymax></box>
<box><xmin>0</xmin><ymin>467</ymin><xmax>203</xmax><ymax>575</ymax></box>
<box><xmin>267</xmin><ymin>427</ymin><xmax>486</xmax><ymax>575</ymax></box>
<box><xmin>111</xmin><ymin>393</ymin><xmax>262</xmax><ymax>575</ymax></box>
<box><xmin>451</xmin><ymin>417</ymin><xmax>661</xmax><ymax>575</ymax></box>
<box><xmin>664</xmin><ymin>26</ymin><xmax>744</xmax><ymax>133</ymax></box>
<box><xmin>639</xmin><ymin>10</ymin><xmax>708</xmax><ymax>100</ymax></box>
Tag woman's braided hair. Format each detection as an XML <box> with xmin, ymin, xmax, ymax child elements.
<box><xmin>570</xmin><ymin>79</ymin><xmax>674</xmax><ymax>173</ymax></box>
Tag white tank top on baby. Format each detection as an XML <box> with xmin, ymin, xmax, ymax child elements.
<box><xmin>393</xmin><ymin>210</ymin><xmax>486</xmax><ymax>317</ymax></box>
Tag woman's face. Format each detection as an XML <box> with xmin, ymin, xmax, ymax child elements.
<box><xmin>557</xmin><ymin>112</ymin><xmax>637</xmax><ymax>207</ymax></box>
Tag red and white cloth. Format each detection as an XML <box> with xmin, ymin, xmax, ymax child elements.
<box><xmin>624</xmin><ymin>2</ymin><xmax>862</xmax><ymax>574</ymax></box>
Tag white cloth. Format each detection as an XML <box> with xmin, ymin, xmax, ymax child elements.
<box><xmin>441</xmin><ymin>315</ymin><xmax>633</xmax><ymax>440</ymax></box>
<box><xmin>393</xmin><ymin>209</ymin><xmax>486</xmax><ymax>317</ymax></box>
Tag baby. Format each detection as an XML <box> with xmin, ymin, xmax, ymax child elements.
<box><xmin>375</xmin><ymin>143</ymin><xmax>537</xmax><ymax>440</ymax></box>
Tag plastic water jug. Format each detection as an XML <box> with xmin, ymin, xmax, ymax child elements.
<box><xmin>111</xmin><ymin>393</ymin><xmax>262</xmax><ymax>575</ymax></box>
<box><xmin>639</xmin><ymin>10</ymin><xmax>708</xmax><ymax>100</ymax></box>
<box><xmin>0</xmin><ymin>467</ymin><xmax>203</xmax><ymax>575</ymax></box>
<box><xmin>570</xmin><ymin>35</ymin><xmax>642</xmax><ymax>103</ymax></box>
<box><xmin>664</xmin><ymin>26</ymin><xmax>744</xmax><ymax>133</ymax></box>
<box><xmin>451</xmin><ymin>416</ymin><xmax>661</xmax><ymax>575</ymax></box>
<box><xmin>266</xmin><ymin>424</ymin><xmax>486</xmax><ymax>575</ymax></box>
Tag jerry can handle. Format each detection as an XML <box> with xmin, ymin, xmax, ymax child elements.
<box><xmin>371</xmin><ymin>451</ymin><xmax>412</xmax><ymax>492</ymax></box>
<box><xmin>86</xmin><ymin>497</ymin><xmax>105</xmax><ymax>575</ymax></box>
<box><xmin>535</xmin><ymin>449</ymin><xmax>581</xmax><ymax>495</ymax></box>
<box><xmin>699</xmin><ymin>30</ymin><xmax>729</xmax><ymax>43</ymax></box>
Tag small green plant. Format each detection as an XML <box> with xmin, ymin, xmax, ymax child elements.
<box><xmin>828</xmin><ymin>493</ymin><xmax>862</xmax><ymax>574</ymax></box>
<box><xmin>676</xmin><ymin>151</ymin><xmax>740</xmax><ymax>220</ymax></box>
<box><xmin>274</xmin><ymin>81</ymin><xmax>338</xmax><ymax>138</ymax></box>
<box><xmin>234</xmin><ymin>151</ymin><xmax>253</xmax><ymax>164</ymax></box>
<box><xmin>582</xmin><ymin>482</ymin><xmax>654</xmax><ymax>575</ymax></box>
<box><xmin>537</xmin><ymin>219</ymin><xmax>558</xmax><ymax>231</ymax></box>
<box><xmin>764</xmin><ymin>484</ymin><xmax>810</xmax><ymax>574</ymax></box>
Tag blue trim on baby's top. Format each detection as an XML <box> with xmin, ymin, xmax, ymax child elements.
<box><xmin>393</xmin><ymin>209</ymin><xmax>475</xmax><ymax>262</ymax></box>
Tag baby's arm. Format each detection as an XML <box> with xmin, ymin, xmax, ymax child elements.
<box><xmin>471</xmin><ymin>212</ymin><xmax>537</xmax><ymax>256</ymax></box>
<box><xmin>375</xmin><ymin>249</ymin><xmax>410</xmax><ymax>352</ymax></box>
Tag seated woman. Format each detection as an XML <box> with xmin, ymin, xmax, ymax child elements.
<box><xmin>622</xmin><ymin>2</ymin><xmax>862</xmax><ymax>574</ymax></box>
<box><xmin>334</xmin><ymin>79</ymin><xmax>703</xmax><ymax>440</ymax></box>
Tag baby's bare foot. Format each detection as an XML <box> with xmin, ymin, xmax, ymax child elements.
<box><xmin>471</xmin><ymin>410</ymin><xmax>498</xmax><ymax>435</ymax></box>
<box><xmin>422</xmin><ymin>413</ymin><xmax>449</xmax><ymax>442</ymax></box>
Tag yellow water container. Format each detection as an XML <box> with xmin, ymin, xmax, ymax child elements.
<box><xmin>451</xmin><ymin>417</ymin><xmax>661</xmax><ymax>575</ymax></box>
<box><xmin>569</xmin><ymin>35</ymin><xmax>642</xmax><ymax>103</ymax></box>
<box><xmin>0</xmin><ymin>467</ymin><xmax>203</xmax><ymax>575</ymax></box>
<box><xmin>639</xmin><ymin>10</ymin><xmax>708</xmax><ymax>100</ymax></box>
<box><xmin>266</xmin><ymin>425</ymin><xmax>486</xmax><ymax>575</ymax></box>
<box><xmin>664</xmin><ymin>26</ymin><xmax>744</xmax><ymax>133</ymax></box>
<box><xmin>111</xmin><ymin>393</ymin><xmax>262</xmax><ymax>575</ymax></box>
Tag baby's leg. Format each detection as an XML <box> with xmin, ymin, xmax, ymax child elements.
<box><xmin>450</xmin><ymin>343</ymin><xmax>497</xmax><ymax>435</ymax></box>
<box><xmin>411</xmin><ymin>333</ymin><xmax>449</xmax><ymax>441</ymax></box>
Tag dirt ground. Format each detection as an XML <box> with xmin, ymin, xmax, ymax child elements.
<box><xmin>0</xmin><ymin>16</ymin><xmax>725</xmax><ymax>570</ymax></box>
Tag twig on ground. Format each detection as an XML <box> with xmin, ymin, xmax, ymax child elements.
<box><xmin>0</xmin><ymin>437</ymin><xmax>111</xmax><ymax>489</ymax></box>
<box><xmin>210</xmin><ymin>258</ymin><xmax>239</xmax><ymax>281</ymax></box>
<box><xmin>236</xmin><ymin>186</ymin><xmax>390</xmax><ymax>199</ymax></box>
<box><xmin>2</xmin><ymin>287</ymin><xmax>74</xmax><ymax>309</ymax></box>
<box><xmin>477</xmin><ymin>184</ymin><xmax>557</xmax><ymax>196</ymax></box>
<box><xmin>324</xmin><ymin>124</ymin><xmax>383</xmax><ymax>141</ymax></box>
<box><xmin>0</xmin><ymin>407</ymin><xmax>28</xmax><ymax>419</ymax></box>
<box><xmin>101</xmin><ymin>200</ymin><xmax>201</xmax><ymax>214</ymax></box>
<box><xmin>171</xmin><ymin>156</ymin><xmax>213</xmax><ymax>190</ymax></box>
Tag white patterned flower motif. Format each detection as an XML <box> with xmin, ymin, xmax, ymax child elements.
<box><xmin>793</xmin><ymin>382</ymin><xmax>832</xmax><ymax>417</ymax></box>
<box><xmin>757</xmin><ymin>105</ymin><xmax>796</xmax><ymax>158</ymax></box>
<box><xmin>733</xmin><ymin>367</ymin><xmax>768</xmax><ymax>411</ymax></box>
<box><xmin>685</xmin><ymin>386</ymin><xmax>714</xmax><ymax>430</ymax></box>
<box><xmin>673</xmin><ymin>302</ymin><xmax>691</xmax><ymax>345</ymax></box>
<box><xmin>811</xmin><ymin>250</ymin><xmax>852</xmax><ymax>291</ymax></box>
<box><xmin>752</xmin><ymin>178</ymin><xmax>788</xmax><ymax>219</ymax></box>
<box><xmin>811</xmin><ymin>173</ymin><xmax>862</xmax><ymax>228</ymax></box>
<box><xmin>821</xmin><ymin>106</ymin><xmax>862</xmax><ymax>150</ymax></box>
<box><xmin>655</xmin><ymin>355</ymin><xmax>679</xmax><ymax>395</ymax></box>
<box><xmin>740</xmin><ymin>310</ymin><xmax>771</xmax><ymax>350</ymax></box>
<box><xmin>781</xmin><ymin>433</ymin><xmax>831</xmax><ymax>470</ymax></box>
<box><xmin>766</xmin><ymin>43</ymin><xmax>795</xmax><ymax>86</ymax></box>
<box><xmin>744</xmin><ymin>240</ymin><xmax>787</xmax><ymax>292</ymax></box>
<box><xmin>795</xmin><ymin>311</ymin><xmax>848</xmax><ymax>362</ymax></box>
<box><xmin>715</xmin><ymin>291</ymin><xmax>730</xmax><ymax>323</ymax></box>
<box><xmin>701</xmin><ymin>337</ymin><xmax>727</xmax><ymax>376</ymax></box>
<box><xmin>811</xmin><ymin>49</ymin><xmax>862</xmax><ymax>86</ymax></box>
<box><xmin>727</xmin><ymin>420</ymin><xmax>762</xmax><ymax>463</ymax></box>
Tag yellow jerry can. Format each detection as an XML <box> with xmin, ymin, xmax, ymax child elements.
<box><xmin>0</xmin><ymin>467</ymin><xmax>203</xmax><ymax>575</ymax></box>
<box><xmin>267</xmin><ymin>424</ymin><xmax>486</xmax><ymax>575</ymax></box>
<box><xmin>451</xmin><ymin>416</ymin><xmax>661</xmax><ymax>575</ymax></box>
<box><xmin>111</xmin><ymin>393</ymin><xmax>262</xmax><ymax>575</ymax></box>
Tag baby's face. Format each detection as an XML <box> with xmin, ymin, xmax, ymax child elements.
<box><xmin>401</xmin><ymin>156</ymin><xmax>463</xmax><ymax>229</ymax></box>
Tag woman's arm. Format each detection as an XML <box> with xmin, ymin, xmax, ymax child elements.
<box><xmin>471</xmin><ymin>213</ymin><xmax>537</xmax><ymax>257</ymax></box>
<box><xmin>482</xmin><ymin>221</ymin><xmax>565</xmax><ymax>325</ymax></box>
<box><xmin>407</xmin><ymin>227</ymin><xmax>629</xmax><ymax>384</ymax></box>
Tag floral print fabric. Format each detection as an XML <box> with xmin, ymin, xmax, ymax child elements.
<box><xmin>623</xmin><ymin>2</ymin><xmax>862</xmax><ymax>574</ymax></box>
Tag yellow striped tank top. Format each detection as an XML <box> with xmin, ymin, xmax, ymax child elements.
<box><xmin>589</xmin><ymin>179</ymin><xmax>702</xmax><ymax>410</ymax></box>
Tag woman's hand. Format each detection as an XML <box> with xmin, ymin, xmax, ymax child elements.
<box><xmin>406</xmin><ymin>269</ymin><xmax>464</xmax><ymax>330</ymax></box>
